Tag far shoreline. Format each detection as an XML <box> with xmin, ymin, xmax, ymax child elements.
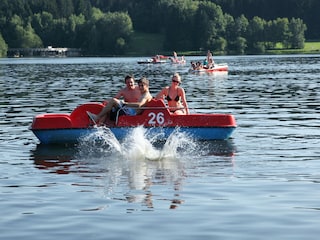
<box><xmin>4</xmin><ymin>41</ymin><xmax>320</xmax><ymax>58</ymax></box>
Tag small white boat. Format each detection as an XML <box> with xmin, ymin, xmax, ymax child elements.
<box><xmin>190</xmin><ymin>63</ymin><xmax>228</xmax><ymax>73</ymax></box>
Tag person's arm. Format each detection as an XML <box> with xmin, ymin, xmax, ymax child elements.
<box><xmin>180</xmin><ymin>88</ymin><xmax>189</xmax><ymax>114</ymax></box>
<box><xmin>114</xmin><ymin>89</ymin><xmax>124</xmax><ymax>99</ymax></box>
<box><xmin>155</xmin><ymin>87</ymin><xmax>167</xmax><ymax>100</ymax></box>
<box><xmin>124</xmin><ymin>94</ymin><xmax>151</xmax><ymax>108</ymax></box>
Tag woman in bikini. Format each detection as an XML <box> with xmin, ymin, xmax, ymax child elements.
<box><xmin>155</xmin><ymin>73</ymin><xmax>189</xmax><ymax>115</ymax></box>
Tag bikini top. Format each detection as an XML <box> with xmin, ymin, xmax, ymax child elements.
<box><xmin>165</xmin><ymin>88</ymin><xmax>180</xmax><ymax>102</ymax></box>
<box><xmin>166</xmin><ymin>95</ymin><xmax>180</xmax><ymax>102</ymax></box>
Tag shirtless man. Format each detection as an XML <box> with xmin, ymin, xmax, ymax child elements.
<box><xmin>114</xmin><ymin>75</ymin><xmax>141</xmax><ymax>102</ymax></box>
<box><xmin>91</xmin><ymin>75</ymin><xmax>141</xmax><ymax>123</ymax></box>
<box><xmin>122</xmin><ymin>77</ymin><xmax>153</xmax><ymax>115</ymax></box>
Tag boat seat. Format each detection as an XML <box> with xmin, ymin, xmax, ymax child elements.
<box><xmin>138</xmin><ymin>98</ymin><xmax>171</xmax><ymax>116</ymax></box>
<box><xmin>70</xmin><ymin>102</ymin><xmax>104</xmax><ymax>127</ymax></box>
<box><xmin>32</xmin><ymin>113</ymin><xmax>72</xmax><ymax>129</ymax></box>
<box><xmin>145</xmin><ymin>99</ymin><xmax>168</xmax><ymax>110</ymax></box>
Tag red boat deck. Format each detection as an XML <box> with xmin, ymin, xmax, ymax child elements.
<box><xmin>31</xmin><ymin>100</ymin><xmax>236</xmax><ymax>130</ymax></box>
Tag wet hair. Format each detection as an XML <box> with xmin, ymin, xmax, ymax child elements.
<box><xmin>172</xmin><ymin>72</ymin><xmax>181</xmax><ymax>83</ymax></box>
<box><xmin>124</xmin><ymin>75</ymin><xmax>134</xmax><ymax>83</ymax></box>
<box><xmin>138</xmin><ymin>77</ymin><xmax>149</xmax><ymax>86</ymax></box>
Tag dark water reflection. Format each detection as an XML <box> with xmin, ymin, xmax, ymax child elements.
<box><xmin>1</xmin><ymin>55</ymin><xmax>320</xmax><ymax>240</ymax></box>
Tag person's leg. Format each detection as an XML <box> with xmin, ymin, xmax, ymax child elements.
<box><xmin>95</xmin><ymin>98</ymin><xmax>120</xmax><ymax>121</ymax></box>
<box><xmin>172</xmin><ymin>109</ymin><xmax>186</xmax><ymax>115</ymax></box>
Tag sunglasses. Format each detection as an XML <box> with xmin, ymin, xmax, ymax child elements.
<box><xmin>172</xmin><ymin>79</ymin><xmax>180</xmax><ymax>83</ymax></box>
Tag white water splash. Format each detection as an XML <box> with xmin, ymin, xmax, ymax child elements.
<box><xmin>121</xmin><ymin>127</ymin><xmax>161</xmax><ymax>160</ymax></box>
<box><xmin>77</xmin><ymin>126</ymin><xmax>122</xmax><ymax>157</ymax></box>
<box><xmin>77</xmin><ymin>125</ymin><xmax>197</xmax><ymax>161</ymax></box>
<box><xmin>162</xmin><ymin>127</ymin><xmax>197</xmax><ymax>158</ymax></box>
<box><xmin>75</xmin><ymin>126</ymin><xmax>200</xmax><ymax>198</ymax></box>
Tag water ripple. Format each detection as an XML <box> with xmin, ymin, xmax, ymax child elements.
<box><xmin>2</xmin><ymin>55</ymin><xmax>320</xmax><ymax>240</ymax></box>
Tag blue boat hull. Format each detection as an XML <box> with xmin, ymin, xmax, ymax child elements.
<box><xmin>32</xmin><ymin>126</ymin><xmax>236</xmax><ymax>144</ymax></box>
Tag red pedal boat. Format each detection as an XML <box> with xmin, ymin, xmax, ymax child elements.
<box><xmin>30</xmin><ymin>99</ymin><xmax>236</xmax><ymax>144</ymax></box>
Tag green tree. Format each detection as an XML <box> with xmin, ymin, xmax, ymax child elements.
<box><xmin>8</xmin><ymin>15</ymin><xmax>42</xmax><ymax>48</ymax></box>
<box><xmin>233</xmin><ymin>37</ymin><xmax>247</xmax><ymax>54</ymax></box>
<box><xmin>287</xmin><ymin>18</ymin><xmax>307</xmax><ymax>49</ymax></box>
<box><xmin>234</xmin><ymin>15</ymin><xmax>249</xmax><ymax>38</ymax></box>
<box><xmin>162</xmin><ymin>0</ymin><xmax>198</xmax><ymax>51</ymax></box>
<box><xmin>56</xmin><ymin>0</ymin><xmax>74</xmax><ymax>18</ymax></box>
<box><xmin>194</xmin><ymin>1</ymin><xmax>226</xmax><ymax>51</ymax></box>
<box><xmin>73</xmin><ymin>0</ymin><xmax>92</xmax><ymax>18</ymax></box>
<box><xmin>51</xmin><ymin>18</ymin><xmax>69</xmax><ymax>47</ymax></box>
<box><xmin>68</xmin><ymin>14</ymin><xmax>86</xmax><ymax>48</ymax></box>
<box><xmin>32</xmin><ymin>12</ymin><xmax>55</xmax><ymax>46</ymax></box>
<box><xmin>129</xmin><ymin>0</ymin><xmax>164</xmax><ymax>33</ymax></box>
<box><xmin>0</xmin><ymin>33</ymin><xmax>8</xmax><ymax>57</ymax></box>
<box><xmin>265</xmin><ymin>18</ymin><xmax>289</xmax><ymax>49</ymax></box>
<box><xmin>225</xmin><ymin>14</ymin><xmax>248</xmax><ymax>54</ymax></box>
<box><xmin>20</xmin><ymin>23</ymin><xmax>43</xmax><ymax>48</ymax></box>
<box><xmin>100</xmin><ymin>11</ymin><xmax>133</xmax><ymax>54</ymax></box>
<box><xmin>82</xmin><ymin>9</ymin><xmax>133</xmax><ymax>55</ymax></box>
<box><xmin>246</xmin><ymin>16</ymin><xmax>266</xmax><ymax>53</ymax></box>
<box><xmin>277</xmin><ymin>18</ymin><xmax>291</xmax><ymax>48</ymax></box>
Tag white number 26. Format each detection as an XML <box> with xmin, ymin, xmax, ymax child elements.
<box><xmin>148</xmin><ymin>112</ymin><xmax>165</xmax><ymax>125</ymax></box>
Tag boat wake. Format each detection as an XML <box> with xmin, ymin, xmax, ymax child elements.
<box><xmin>77</xmin><ymin>126</ymin><xmax>198</xmax><ymax>161</ymax></box>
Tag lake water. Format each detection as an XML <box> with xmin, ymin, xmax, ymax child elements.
<box><xmin>1</xmin><ymin>55</ymin><xmax>320</xmax><ymax>240</ymax></box>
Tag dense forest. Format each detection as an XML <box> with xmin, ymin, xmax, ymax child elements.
<box><xmin>0</xmin><ymin>0</ymin><xmax>318</xmax><ymax>57</ymax></box>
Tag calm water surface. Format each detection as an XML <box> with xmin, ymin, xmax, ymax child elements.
<box><xmin>1</xmin><ymin>55</ymin><xmax>320</xmax><ymax>240</ymax></box>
